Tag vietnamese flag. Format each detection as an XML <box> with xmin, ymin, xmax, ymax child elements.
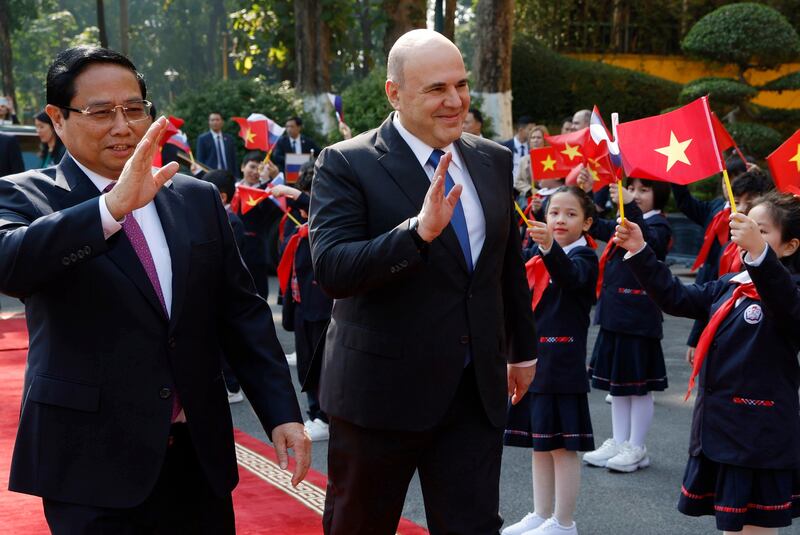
<box><xmin>616</xmin><ymin>97</ymin><xmax>723</xmax><ymax>185</ymax></box>
<box><xmin>530</xmin><ymin>147</ymin><xmax>564</xmax><ymax>180</ymax></box>
<box><xmin>235</xmin><ymin>184</ymin><xmax>273</xmax><ymax>214</ymax></box>
<box><xmin>711</xmin><ymin>112</ymin><xmax>734</xmax><ymax>153</ymax></box>
<box><xmin>583</xmin><ymin>139</ymin><xmax>619</xmax><ymax>190</ymax></box>
<box><xmin>546</xmin><ymin>128</ymin><xmax>590</xmax><ymax>171</ymax></box>
<box><xmin>232</xmin><ymin>117</ymin><xmax>270</xmax><ymax>151</ymax></box>
<box><xmin>766</xmin><ymin>129</ymin><xmax>800</xmax><ymax>195</ymax></box>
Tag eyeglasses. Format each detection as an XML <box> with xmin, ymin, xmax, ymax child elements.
<box><xmin>60</xmin><ymin>100</ymin><xmax>153</xmax><ymax>125</ymax></box>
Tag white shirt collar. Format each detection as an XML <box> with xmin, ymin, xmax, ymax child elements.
<box><xmin>730</xmin><ymin>270</ymin><xmax>752</xmax><ymax>284</ymax></box>
<box><xmin>537</xmin><ymin>186</ymin><xmax>560</xmax><ymax>197</ymax></box>
<box><xmin>513</xmin><ymin>137</ymin><xmax>527</xmax><ymax>150</ymax></box>
<box><xmin>392</xmin><ymin>113</ymin><xmax>464</xmax><ymax>173</ymax></box>
<box><xmin>643</xmin><ymin>209</ymin><xmax>661</xmax><ymax>220</ymax></box>
<box><xmin>69</xmin><ymin>153</ymin><xmax>173</xmax><ymax>192</ymax></box>
<box><xmin>561</xmin><ymin>235</ymin><xmax>587</xmax><ymax>255</ymax></box>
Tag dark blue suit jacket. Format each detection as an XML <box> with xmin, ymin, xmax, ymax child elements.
<box><xmin>271</xmin><ymin>134</ymin><xmax>321</xmax><ymax>173</ymax></box>
<box><xmin>626</xmin><ymin>245</ymin><xmax>800</xmax><ymax>470</ymax></box>
<box><xmin>196</xmin><ymin>131</ymin><xmax>238</xmax><ymax>176</ymax></box>
<box><xmin>0</xmin><ymin>156</ymin><xmax>301</xmax><ymax>507</ymax></box>
<box><xmin>0</xmin><ymin>133</ymin><xmax>25</xmax><ymax>177</ymax></box>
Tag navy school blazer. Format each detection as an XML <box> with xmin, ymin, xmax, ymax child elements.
<box><xmin>591</xmin><ymin>202</ymin><xmax>672</xmax><ymax>339</ymax></box>
<box><xmin>527</xmin><ymin>241</ymin><xmax>598</xmax><ymax>394</ymax></box>
<box><xmin>626</xmin><ymin>245</ymin><xmax>800</xmax><ymax>470</ymax></box>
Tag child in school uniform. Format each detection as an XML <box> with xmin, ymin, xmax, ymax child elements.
<box><xmin>671</xmin><ymin>167</ymin><xmax>772</xmax><ymax>361</ymax></box>
<box><xmin>579</xmin><ymin>177</ymin><xmax>672</xmax><ymax>473</ymax></box>
<box><xmin>613</xmin><ymin>190</ymin><xmax>800</xmax><ymax>534</ymax></box>
<box><xmin>503</xmin><ymin>186</ymin><xmax>599</xmax><ymax>535</ymax></box>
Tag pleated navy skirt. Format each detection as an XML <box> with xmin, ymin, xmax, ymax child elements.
<box><xmin>678</xmin><ymin>452</ymin><xmax>800</xmax><ymax>531</ymax></box>
<box><xmin>588</xmin><ymin>328</ymin><xmax>668</xmax><ymax>395</ymax></box>
<box><xmin>504</xmin><ymin>392</ymin><xmax>594</xmax><ymax>452</ymax></box>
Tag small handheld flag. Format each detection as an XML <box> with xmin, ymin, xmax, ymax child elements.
<box><xmin>285</xmin><ymin>153</ymin><xmax>311</xmax><ymax>184</ymax></box>
<box><xmin>326</xmin><ymin>93</ymin><xmax>344</xmax><ymax>123</ymax></box>
<box><xmin>232</xmin><ymin>114</ymin><xmax>285</xmax><ymax>152</ymax></box>
<box><xmin>766</xmin><ymin>129</ymin><xmax>800</xmax><ymax>195</ymax></box>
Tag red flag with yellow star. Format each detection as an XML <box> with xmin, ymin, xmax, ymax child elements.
<box><xmin>616</xmin><ymin>97</ymin><xmax>723</xmax><ymax>185</ymax></box>
<box><xmin>766</xmin><ymin>129</ymin><xmax>800</xmax><ymax>195</ymax></box>
<box><xmin>545</xmin><ymin>128</ymin><xmax>589</xmax><ymax>171</ymax></box>
<box><xmin>234</xmin><ymin>184</ymin><xmax>273</xmax><ymax>214</ymax></box>
<box><xmin>529</xmin><ymin>147</ymin><xmax>564</xmax><ymax>180</ymax></box>
<box><xmin>232</xmin><ymin>117</ymin><xmax>270</xmax><ymax>151</ymax></box>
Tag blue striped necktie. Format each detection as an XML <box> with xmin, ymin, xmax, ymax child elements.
<box><xmin>427</xmin><ymin>149</ymin><xmax>473</xmax><ymax>272</ymax></box>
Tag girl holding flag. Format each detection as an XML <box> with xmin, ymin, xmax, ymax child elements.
<box><xmin>580</xmin><ymin>177</ymin><xmax>672</xmax><ymax>473</ymax></box>
<box><xmin>612</xmin><ymin>190</ymin><xmax>800</xmax><ymax>534</ymax></box>
<box><xmin>503</xmin><ymin>186</ymin><xmax>598</xmax><ymax>535</ymax></box>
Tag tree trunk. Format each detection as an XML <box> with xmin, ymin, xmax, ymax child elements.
<box><xmin>294</xmin><ymin>0</ymin><xmax>334</xmax><ymax>134</ymax></box>
<box><xmin>97</xmin><ymin>0</ymin><xmax>108</xmax><ymax>48</ymax></box>
<box><xmin>611</xmin><ymin>0</ymin><xmax>623</xmax><ymax>52</ymax></box>
<box><xmin>359</xmin><ymin>0</ymin><xmax>373</xmax><ymax>77</ymax></box>
<box><xmin>473</xmin><ymin>0</ymin><xmax>514</xmax><ymax>139</ymax></box>
<box><xmin>0</xmin><ymin>0</ymin><xmax>15</xmax><ymax>101</ymax></box>
<box><xmin>119</xmin><ymin>0</ymin><xmax>129</xmax><ymax>55</ymax></box>
<box><xmin>208</xmin><ymin>0</ymin><xmax>226</xmax><ymax>78</ymax></box>
<box><xmin>383</xmin><ymin>0</ymin><xmax>426</xmax><ymax>56</ymax></box>
<box><xmin>443</xmin><ymin>0</ymin><xmax>456</xmax><ymax>42</ymax></box>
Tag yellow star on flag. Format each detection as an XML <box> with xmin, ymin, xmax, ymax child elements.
<box><xmin>560</xmin><ymin>143</ymin><xmax>582</xmax><ymax>161</ymax></box>
<box><xmin>588</xmin><ymin>167</ymin><xmax>600</xmax><ymax>181</ymax></box>
<box><xmin>541</xmin><ymin>155</ymin><xmax>556</xmax><ymax>171</ymax></box>
<box><xmin>654</xmin><ymin>131</ymin><xmax>692</xmax><ymax>172</ymax></box>
<box><xmin>789</xmin><ymin>144</ymin><xmax>800</xmax><ymax>172</ymax></box>
<box><xmin>245</xmin><ymin>195</ymin><xmax>261</xmax><ymax>207</ymax></box>
<box><xmin>245</xmin><ymin>128</ymin><xmax>256</xmax><ymax>144</ymax></box>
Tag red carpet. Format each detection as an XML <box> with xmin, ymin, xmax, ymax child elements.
<box><xmin>0</xmin><ymin>319</ymin><xmax>428</xmax><ymax>534</ymax></box>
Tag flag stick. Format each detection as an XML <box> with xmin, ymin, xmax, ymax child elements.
<box><xmin>262</xmin><ymin>146</ymin><xmax>274</xmax><ymax>165</ymax></box>
<box><xmin>723</xmin><ymin>169</ymin><xmax>738</xmax><ymax>214</ymax></box>
<box><xmin>283</xmin><ymin>209</ymin><xmax>303</xmax><ymax>227</ymax></box>
<box><xmin>514</xmin><ymin>201</ymin><xmax>534</xmax><ymax>228</ymax></box>
<box><xmin>617</xmin><ymin>180</ymin><xmax>626</xmax><ymax>224</ymax></box>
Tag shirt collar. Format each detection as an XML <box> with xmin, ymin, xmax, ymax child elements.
<box><xmin>643</xmin><ymin>209</ymin><xmax>661</xmax><ymax>220</ymax></box>
<box><xmin>561</xmin><ymin>235</ymin><xmax>587</xmax><ymax>255</ymax></box>
<box><xmin>536</xmin><ymin>186</ymin><xmax>560</xmax><ymax>197</ymax></box>
<box><xmin>69</xmin><ymin>152</ymin><xmax>173</xmax><ymax>192</ymax></box>
<box><xmin>392</xmin><ymin>113</ymin><xmax>464</xmax><ymax>173</ymax></box>
<box><xmin>513</xmin><ymin>137</ymin><xmax>527</xmax><ymax>150</ymax></box>
<box><xmin>730</xmin><ymin>270</ymin><xmax>752</xmax><ymax>284</ymax></box>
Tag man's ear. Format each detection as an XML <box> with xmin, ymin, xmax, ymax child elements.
<box><xmin>46</xmin><ymin>104</ymin><xmax>65</xmax><ymax>137</ymax></box>
<box><xmin>385</xmin><ymin>80</ymin><xmax>400</xmax><ymax>111</ymax></box>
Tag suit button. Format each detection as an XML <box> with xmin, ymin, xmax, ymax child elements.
<box><xmin>168</xmin><ymin>337</ymin><xmax>177</xmax><ymax>349</ymax></box>
<box><xmin>400</xmin><ymin>260</ymin><xmax>408</xmax><ymax>267</ymax></box>
<box><xmin>77</xmin><ymin>250</ymin><xmax>85</xmax><ymax>259</ymax></box>
<box><xmin>460</xmin><ymin>335</ymin><xmax>469</xmax><ymax>344</ymax></box>
<box><xmin>62</xmin><ymin>256</ymin><xmax>70</xmax><ymax>266</ymax></box>
<box><xmin>70</xmin><ymin>253</ymin><xmax>78</xmax><ymax>262</ymax></box>
<box><xmin>468</xmin><ymin>293</ymin><xmax>473</xmax><ymax>299</ymax></box>
<box><xmin>159</xmin><ymin>387</ymin><xmax>172</xmax><ymax>399</ymax></box>
<box><xmin>83</xmin><ymin>245</ymin><xmax>92</xmax><ymax>255</ymax></box>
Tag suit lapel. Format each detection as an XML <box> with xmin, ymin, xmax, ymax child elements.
<box><xmin>54</xmin><ymin>156</ymin><xmax>103</xmax><ymax>209</ymax></box>
<box><xmin>375</xmin><ymin>115</ymin><xmax>469</xmax><ymax>273</ymax></box>
<box><xmin>153</xmin><ymin>183</ymin><xmax>190</xmax><ymax>330</ymax></box>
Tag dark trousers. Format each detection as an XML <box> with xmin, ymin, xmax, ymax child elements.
<box><xmin>322</xmin><ymin>365</ymin><xmax>504</xmax><ymax>535</ymax></box>
<box><xmin>221</xmin><ymin>356</ymin><xmax>240</xmax><ymax>393</ymax></box>
<box><xmin>295</xmin><ymin>315</ymin><xmax>328</xmax><ymax>422</ymax></box>
<box><xmin>43</xmin><ymin>425</ymin><xmax>235</xmax><ymax>535</ymax></box>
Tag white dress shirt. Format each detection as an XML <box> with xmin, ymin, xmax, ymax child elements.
<box><xmin>72</xmin><ymin>155</ymin><xmax>174</xmax><ymax>318</ymax></box>
<box><xmin>511</xmin><ymin>137</ymin><xmax>528</xmax><ymax>179</ymax></box>
<box><xmin>289</xmin><ymin>135</ymin><xmax>302</xmax><ymax>154</ymax></box>
<box><xmin>212</xmin><ymin>131</ymin><xmax>227</xmax><ymax>169</ymax></box>
<box><xmin>393</xmin><ymin>113</ymin><xmax>486</xmax><ymax>267</ymax></box>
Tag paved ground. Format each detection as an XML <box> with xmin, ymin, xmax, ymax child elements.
<box><xmin>3</xmin><ymin>278</ymin><xmax>798</xmax><ymax>534</ymax></box>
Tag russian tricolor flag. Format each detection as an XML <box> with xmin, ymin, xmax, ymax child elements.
<box><xmin>285</xmin><ymin>153</ymin><xmax>310</xmax><ymax>184</ymax></box>
<box><xmin>247</xmin><ymin>113</ymin><xmax>285</xmax><ymax>150</ymax></box>
<box><xmin>327</xmin><ymin>93</ymin><xmax>344</xmax><ymax>123</ymax></box>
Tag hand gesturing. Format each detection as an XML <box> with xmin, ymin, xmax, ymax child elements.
<box><xmin>417</xmin><ymin>152</ymin><xmax>462</xmax><ymax>243</ymax></box>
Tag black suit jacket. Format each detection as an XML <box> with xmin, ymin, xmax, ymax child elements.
<box><xmin>309</xmin><ymin>114</ymin><xmax>537</xmax><ymax>431</ymax></box>
<box><xmin>0</xmin><ymin>156</ymin><xmax>301</xmax><ymax>508</ymax></box>
<box><xmin>272</xmin><ymin>134</ymin><xmax>321</xmax><ymax>172</ymax></box>
<box><xmin>196</xmin><ymin>131</ymin><xmax>238</xmax><ymax>176</ymax></box>
<box><xmin>0</xmin><ymin>133</ymin><xmax>25</xmax><ymax>177</ymax></box>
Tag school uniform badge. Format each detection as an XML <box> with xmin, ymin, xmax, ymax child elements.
<box><xmin>743</xmin><ymin>304</ymin><xmax>763</xmax><ymax>324</ymax></box>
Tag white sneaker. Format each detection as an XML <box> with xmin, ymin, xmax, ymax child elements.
<box><xmin>606</xmin><ymin>442</ymin><xmax>650</xmax><ymax>472</ymax></box>
<box><xmin>305</xmin><ymin>418</ymin><xmax>329</xmax><ymax>441</ymax></box>
<box><xmin>227</xmin><ymin>389</ymin><xmax>244</xmax><ymax>404</ymax></box>
<box><xmin>582</xmin><ymin>438</ymin><xmax>620</xmax><ymax>467</ymax></box>
<box><xmin>285</xmin><ymin>352</ymin><xmax>297</xmax><ymax>366</ymax></box>
<box><xmin>525</xmin><ymin>517</ymin><xmax>577</xmax><ymax>535</ymax></box>
<box><xmin>502</xmin><ymin>512</ymin><xmax>547</xmax><ymax>535</ymax></box>
<box><xmin>604</xmin><ymin>393</ymin><xmax>612</xmax><ymax>404</ymax></box>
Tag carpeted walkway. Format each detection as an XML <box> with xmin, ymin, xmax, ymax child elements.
<box><xmin>0</xmin><ymin>318</ymin><xmax>428</xmax><ymax>534</ymax></box>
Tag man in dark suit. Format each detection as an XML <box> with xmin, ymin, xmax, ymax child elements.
<box><xmin>0</xmin><ymin>132</ymin><xmax>25</xmax><ymax>176</ymax></box>
<box><xmin>271</xmin><ymin>116</ymin><xmax>321</xmax><ymax>173</ymax></box>
<box><xmin>500</xmin><ymin>115</ymin><xmax>534</xmax><ymax>181</ymax></box>
<box><xmin>195</xmin><ymin>111</ymin><xmax>238</xmax><ymax>177</ymax></box>
<box><xmin>0</xmin><ymin>46</ymin><xmax>309</xmax><ymax>534</ymax></box>
<box><xmin>309</xmin><ymin>30</ymin><xmax>537</xmax><ymax>535</ymax></box>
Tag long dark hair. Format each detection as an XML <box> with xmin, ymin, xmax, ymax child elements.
<box><xmin>35</xmin><ymin>110</ymin><xmax>64</xmax><ymax>163</ymax></box>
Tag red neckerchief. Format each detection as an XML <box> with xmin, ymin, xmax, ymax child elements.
<box><xmin>686</xmin><ymin>281</ymin><xmax>759</xmax><ymax>400</ymax></box>
<box><xmin>277</xmin><ymin>224</ymin><xmax>309</xmax><ymax>296</ymax></box>
<box><xmin>718</xmin><ymin>241</ymin><xmax>744</xmax><ymax>276</ymax></box>
<box><xmin>525</xmin><ymin>255</ymin><xmax>550</xmax><ymax>311</ymax></box>
<box><xmin>595</xmin><ymin>240</ymin><xmax>616</xmax><ymax>299</ymax></box>
<box><xmin>691</xmin><ymin>207</ymin><xmax>731</xmax><ymax>272</ymax></box>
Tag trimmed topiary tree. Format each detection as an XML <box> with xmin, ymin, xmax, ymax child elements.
<box><xmin>680</xmin><ymin>3</ymin><xmax>800</xmax><ymax>158</ymax></box>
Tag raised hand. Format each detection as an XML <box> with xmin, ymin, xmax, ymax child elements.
<box><xmin>527</xmin><ymin>220</ymin><xmax>553</xmax><ymax>250</ymax></box>
<box><xmin>105</xmin><ymin>116</ymin><xmax>179</xmax><ymax>220</ymax></box>
<box><xmin>608</xmin><ymin>181</ymin><xmax>633</xmax><ymax>206</ymax></box>
<box><xmin>613</xmin><ymin>220</ymin><xmax>645</xmax><ymax>252</ymax></box>
<box><xmin>729</xmin><ymin>212</ymin><xmax>765</xmax><ymax>259</ymax></box>
<box><xmin>417</xmin><ymin>151</ymin><xmax>462</xmax><ymax>242</ymax></box>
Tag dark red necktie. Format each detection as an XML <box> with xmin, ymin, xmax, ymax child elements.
<box><xmin>717</xmin><ymin>241</ymin><xmax>743</xmax><ymax>276</ymax></box>
<box><xmin>277</xmin><ymin>223</ymin><xmax>309</xmax><ymax>296</ymax></box>
<box><xmin>686</xmin><ymin>281</ymin><xmax>759</xmax><ymax>400</ymax></box>
<box><xmin>525</xmin><ymin>255</ymin><xmax>550</xmax><ymax>311</ymax></box>
<box><xmin>595</xmin><ymin>240</ymin><xmax>616</xmax><ymax>299</ymax></box>
<box><xmin>692</xmin><ymin>207</ymin><xmax>731</xmax><ymax>272</ymax></box>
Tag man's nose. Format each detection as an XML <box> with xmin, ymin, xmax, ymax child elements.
<box><xmin>109</xmin><ymin>107</ymin><xmax>132</xmax><ymax>133</ymax></box>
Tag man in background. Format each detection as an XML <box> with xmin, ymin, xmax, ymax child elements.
<box><xmin>272</xmin><ymin>116</ymin><xmax>321</xmax><ymax>173</ymax></box>
<box><xmin>196</xmin><ymin>111</ymin><xmax>238</xmax><ymax>176</ymax></box>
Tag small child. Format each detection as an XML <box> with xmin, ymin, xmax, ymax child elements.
<box><xmin>613</xmin><ymin>190</ymin><xmax>800</xmax><ymax>534</ymax></box>
<box><xmin>581</xmin><ymin>177</ymin><xmax>672</xmax><ymax>473</ymax></box>
<box><xmin>503</xmin><ymin>186</ymin><xmax>598</xmax><ymax>535</ymax></box>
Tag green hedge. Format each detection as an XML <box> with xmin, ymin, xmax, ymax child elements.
<box><xmin>760</xmin><ymin>71</ymin><xmax>800</xmax><ymax>91</ymax></box>
<box><xmin>679</xmin><ymin>77</ymin><xmax>757</xmax><ymax>106</ymax></box>
<box><xmin>727</xmin><ymin>122</ymin><xmax>783</xmax><ymax>159</ymax></box>
<box><xmin>339</xmin><ymin>67</ymin><xmax>394</xmax><ymax>138</ymax></box>
<box><xmin>511</xmin><ymin>40</ymin><xmax>681</xmax><ymax>125</ymax></box>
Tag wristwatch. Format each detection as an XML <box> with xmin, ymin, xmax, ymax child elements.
<box><xmin>408</xmin><ymin>217</ymin><xmax>430</xmax><ymax>251</ymax></box>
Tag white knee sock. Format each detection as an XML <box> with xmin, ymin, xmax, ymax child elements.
<box><xmin>730</xmin><ymin>526</ymin><xmax>778</xmax><ymax>535</ymax></box>
<box><xmin>629</xmin><ymin>393</ymin><xmax>654</xmax><ymax>448</ymax></box>
<box><xmin>611</xmin><ymin>396</ymin><xmax>632</xmax><ymax>444</ymax></box>
<box><xmin>532</xmin><ymin>451</ymin><xmax>554</xmax><ymax>519</ymax></box>
<box><xmin>551</xmin><ymin>449</ymin><xmax>580</xmax><ymax>526</ymax></box>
